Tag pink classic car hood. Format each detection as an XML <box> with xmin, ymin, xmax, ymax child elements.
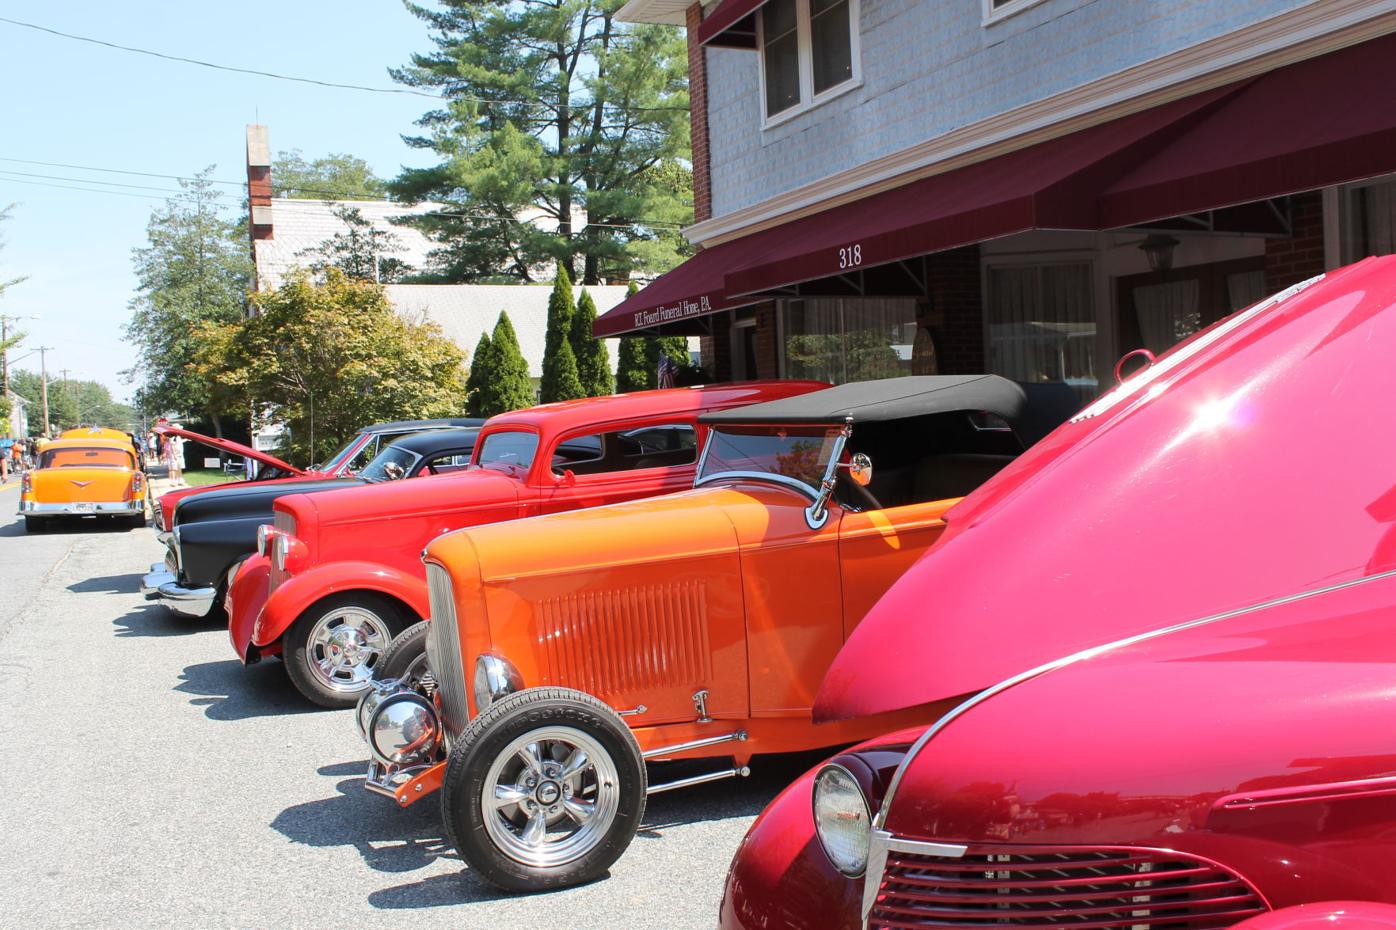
<box><xmin>155</xmin><ymin>425</ymin><xmax>304</xmax><ymax>476</ymax></box>
<box><xmin>817</xmin><ymin>255</ymin><xmax>1396</xmax><ymax>722</ymax></box>
<box><xmin>881</xmin><ymin>566</ymin><xmax>1396</xmax><ymax>846</ymax></box>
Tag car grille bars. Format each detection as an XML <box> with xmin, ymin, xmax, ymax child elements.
<box><xmin>425</xmin><ymin>562</ymin><xmax>469</xmax><ymax>739</ymax></box>
<box><xmin>866</xmin><ymin>841</ymin><xmax>1267</xmax><ymax>930</ymax></box>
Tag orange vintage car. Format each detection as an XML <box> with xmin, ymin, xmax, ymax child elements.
<box><xmin>18</xmin><ymin>436</ymin><xmax>149</xmax><ymax>532</ymax></box>
<box><xmin>354</xmin><ymin>375</ymin><xmax>1078</xmax><ymax>891</ymax></box>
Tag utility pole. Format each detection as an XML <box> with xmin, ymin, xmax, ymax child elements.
<box><xmin>37</xmin><ymin>346</ymin><xmax>53</xmax><ymax>436</ymax></box>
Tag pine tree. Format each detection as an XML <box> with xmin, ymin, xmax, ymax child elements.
<box><xmin>615</xmin><ymin>282</ymin><xmax>648</xmax><ymax>392</ymax></box>
<box><xmin>570</xmin><ymin>290</ymin><xmax>614</xmax><ymax>397</ymax></box>
<box><xmin>540</xmin><ymin>268</ymin><xmax>583</xmax><ymax>402</ymax></box>
<box><xmin>465</xmin><ymin>330</ymin><xmax>493</xmax><ymax>417</ymax></box>
<box><xmin>485</xmin><ymin>311</ymin><xmax>536</xmax><ymax>415</ymax></box>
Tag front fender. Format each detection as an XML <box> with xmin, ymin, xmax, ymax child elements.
<box><xmin>1234</xmin><ymin>904</ymin><xmax>1396</xmax><ymax>930</ymax></box>
<box><xmin>228</xmin><ymin>554</ymin><xmax>271</xmax><ymax>663</ymax></box>
<box><xmin>252</xmin><ymin>561</ymin><xmax>429</xmax><ymax>648</ymax></box>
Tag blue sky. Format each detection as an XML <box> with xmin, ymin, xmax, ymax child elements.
<box><xmin>0</xmin><ymin>2</ymin><xmax>445</xmax><ymax>402</ymax></box>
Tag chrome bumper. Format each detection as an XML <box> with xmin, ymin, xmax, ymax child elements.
<box><xmin>19</xmin><ymin>500</ymin><xmax>142</xmax><ymax>516</ymax></box>
<box><xmin>152</xmin><ymin>581</ymin><xmax>217</xmax><ymax>618</ymax></box>
<box><xmin>364</xmin><ymin>760</ymin><xmax>435</xmax><ymax>799</ymax></box>
<box><xmin>140</xmin><ymin>562</ymin><xmax>175</xmax><ymax>596</ymax></box>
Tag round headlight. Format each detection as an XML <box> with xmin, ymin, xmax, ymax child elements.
<box><xmin>813</xmin><ymin>763</ymin><xmax>872</xmax><ymax>877</ymax></box>
<box><xmin>368</xmin><ymin>692</ymin><xmax>440</xmax><ymax>765</ymax></box>
<box><xmin>357</xmin><ymin>679</ymin><xmax>398</xmax><ymax>738</ymax></box>
<box><xmin>256</xmin><ymin>524</ymin><xmax>273</xmax><ymax>557</ymax></box>
<box><xmin>473</xmin><ymin>654</ymin><xmax>522</xmax><ymax>715</ymax></box>
<box><xmin>272</xmin><ymin>532</ymin><xmax>290</xmax><ymax>570</ymax></box>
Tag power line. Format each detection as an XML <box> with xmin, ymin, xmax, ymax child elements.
<box><xmin>0</xmin><ymin>176</ymin><xmax>182</xmax><ymax>202</ymax></box>
<box><xmin>0</xmin><ymin>16</ymin><xmax>688</xmax><ymax>113</ymax></box>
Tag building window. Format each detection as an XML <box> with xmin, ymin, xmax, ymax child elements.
<box><xmin>985</xmin><ymin>263</ymin><xmax>1096</xmax><ymax>399</ymax></box>
<box><xmin>759</xmin><ymin>0</ymin><xmax>860</xmax><ymax>122</ymax></box>
<box><xmin>781</xmin><ymin>298</ymin><xmax>917</xmax><ymax>384</ymax></box>
<box><xmin>1342</xmin><ymin>176</ymin><xmax>1396</xmax><ymax>263</ymax></box>
<box><xmin>982</xmin><ymin>0</ymin><xmax>1049</xmax><ymax>26</ymax></box>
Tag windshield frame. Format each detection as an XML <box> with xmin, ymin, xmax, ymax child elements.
<box><xmin>357</xmin><ymin>443</ymin><xmax>421</xmax><ymax>483</ymax></box>
<box><xmin>320</xmin><ymin>433</ymin><xmax>368</xmax><ymax>474</ymax></box>
<box><xmin>693</xmin><ymin>421</ymin><xmax>845</xmax><ymax>500</ymax></box>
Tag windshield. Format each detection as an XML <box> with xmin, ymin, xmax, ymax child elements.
<box><xmin>40</xmin><ymin>447</ymin><xmax>134</xmax><ymax>469</ymax></box>
<box><xmin>320</xmin><ymin>434</ymin><xmax>365</xmax><ymax>473</ymax></box>
<box><xmin>476</xmin><ymin>430</ymin><xmax>540</xmax><ymax>476</ymax></box>
<box><xmin>697</xmin><ymin>425</ymin><xmax>842</xmax><ymax>491</ymax></box>
<box><xmin>358</xmin><ymin>445</ymin><xmax>418</xmax><ymax>483</ymax></box>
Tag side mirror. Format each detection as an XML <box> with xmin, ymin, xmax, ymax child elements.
<box><xmin>840</xmin><ymin>453</ymin><xmax>873</xmax><ymax>487</ymax></box>
<box><xmin>557</xmin><ymin>469</ymin><xmax>577</xmax><ymax>488</ymax></box>
<box><xmin>382</xmin><ymin>462</ymin><xmax>406</xmax><ymax>481</ymax></box>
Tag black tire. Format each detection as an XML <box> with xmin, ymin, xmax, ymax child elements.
<box><xmin>375</xmin><ymin>620</ymin><xmax>431</xmax><ymax>686</ymax></box>
<box><xmin>283</xmin><ymin>592</ymin><xmax>409</xmax><ymax>708</ymax></box>
<box><xmin>442</xmin><ymin>687</ymin><xmax>646</xmax><ymax>892</ymax></box>
<box><xmin>23</xmin><ymin>515</ymin><xmax>42</xmax><ymax>533</ymax></box>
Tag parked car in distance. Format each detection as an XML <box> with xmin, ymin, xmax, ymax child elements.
<box><xmin>718</xmin><ymin>259</ymin><xmax>1396</xmax><ymax>930</ymax></box>
<box><xmin>141</xmin><ymin>427</ymin><xmax>481</xmax><ymax>622</ymax></box>
<box><xmin>18</xmin><ymin>436</ymin><xmax>148</xmax><ymax>532</ymax></box>
<box><xmin>151</xmin><ymin>418</ymin><xmax>483</xmax><ymax>531</ymax></box>
<box><xmin>354</xmin><ymin>374</ymin><xmax>1078</xmax><ymax>892</ymax></box>
<box><xmin>238</xmin><ymin>381</ymin><xmax>827</xmax><ymax>708</ymax></box>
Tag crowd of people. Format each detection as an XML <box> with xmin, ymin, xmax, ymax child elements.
<box><xmin>0</xmin><ymin>426</ymin><xmax>187</xmax><ymax>486</ymax></box>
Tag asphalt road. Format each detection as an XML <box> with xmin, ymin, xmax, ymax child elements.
<box><xmin>0</xmin><ymin>483</ymin><xmax>819</xmax><ymax>930</ymax></box>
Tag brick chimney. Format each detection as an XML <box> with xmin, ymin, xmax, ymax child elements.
<box><xmin>247</xmin><ymin>124</ymin><xmax>273</xmax><ymax>241</ymax></box>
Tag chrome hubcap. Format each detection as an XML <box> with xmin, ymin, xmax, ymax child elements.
<box><xmin>306</xmin><ymin>607</ymin><xmax>392</xmax><ymax>694</ymax></box>
<box><xmin>482</xmin><ymin>727</ymin><xmax>619</xmax><ymax>868</ymax></box>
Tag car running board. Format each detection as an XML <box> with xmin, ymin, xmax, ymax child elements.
<box><xmin>647</xmin><ymin>764</ymin><xmax>751</xmax><ymax>796</ymax></box>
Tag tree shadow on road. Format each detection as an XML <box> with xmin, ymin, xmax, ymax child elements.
<box><xmin>70</xmin><ymin>572</ymin><xmax>145</xmax><ymax>594</ymax></box>
<box><xmin>176</xmin><ymin>657</ymin><xmax>323</xmax><ymax>721</ymax></box>
<box><xmin>113</xmin><ymin>602</ymin><xmax>223</xmax><ymax>638</ymax></box>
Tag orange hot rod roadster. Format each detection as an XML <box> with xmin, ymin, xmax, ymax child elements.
<box><xmin>355</xmin><ymin>375</ymin><xmax>1078</xmax><ymax>891</ymax></box>
<box><xmin>18</xmin><ymin>435</ymin><xmax>149</xmax><ymax>532</ymax></box>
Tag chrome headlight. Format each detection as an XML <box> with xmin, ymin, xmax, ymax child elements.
<box><xmin>256</xmin><ymin>524</ymin><xmax>273</xmax><ymax>557</ymax></box>
<box><xmin>813</xmin><ymin>763</ymin><xmax>872</xmax><ymax>876</ymax></box>
<box><xmin>272</xmin><ymin>532</ymin><xmax>289</xmax><ymax>570</ymax></box>
<box><xmin>367</xmin><ymin>691</ymin><xmax>440</xmax><ymax>765</ymax></box>
<box><xmin>472</xmin><ymin>654</ymin><xmax>523</xmax><ymax>715</ymax></box>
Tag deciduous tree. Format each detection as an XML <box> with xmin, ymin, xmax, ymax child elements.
<box><xmin>198</xmin><ymin>271</ymin><xmax>465</xmax><ymax>464</ymax></box>
<box><xmin>274</xmin><ymin>150</ymin><xmax>387</xmax><ymax>200</ymax></box>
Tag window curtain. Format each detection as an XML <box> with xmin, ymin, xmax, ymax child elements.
<box><xmin>987</xmin><ymin>263</ymin><xmax>1096</xmax><ymax>398</ymax></box>
<box><xmin>1131</xmin><ymin>279</ymin><xmax>1201</xmax><ymax>354</ymax></box>
<box><xmin>781</xmin><ymin>298</ymin><xmax>915</xmax><ymax>384</ymax></box>
<box><xmin>1226</xmin><ymin>270</ymin><xmax>1267</xmax><ymax>313</ymax></box>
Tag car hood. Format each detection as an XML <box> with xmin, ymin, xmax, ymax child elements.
<box><xmin>155</xmin><ymin>425</ymin><xmax>304</xmax><ymax>476</ymax></box>
<box><xmin>425</xmin><ymin>483</ymin><xmax>751</xmax><ymax>581</ymax></box>
<box><xmin>172</xmin><ymin>476</ymin><xmax>363</xmax><ymax>525</ymax></box>
<box><xmin>817</xmin><ymin>256</ymin><xmax>1396</xmax><ymax>722</ymax></box>
<box><xmin>880</xmin><ymin>568</ymin><xmax>1396</xmax><ymax>851</ymax></box>
<box><xmin>290</xmin><ymin>466</ymin><xmax>521</xmax><ymax>525</ymax></box>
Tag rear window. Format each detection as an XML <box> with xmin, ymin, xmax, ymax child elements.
<box><xmin>41</xmin><ymin>447</ymin><xmax>132</xmax><ymax>469</ymax></box>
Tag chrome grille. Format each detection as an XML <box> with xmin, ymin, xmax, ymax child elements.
<box><xmin>425</xmin><ymin>562</ymin><xmax>469</xmax><ymax>738</ymax></box>
<box><xmin>867</xmin><ymin>841</ymin><xmax>1267</xmax><ymax>930</ymax></box>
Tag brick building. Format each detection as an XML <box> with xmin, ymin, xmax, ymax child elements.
<box><xmin>599</xmin><ymin>0</ymin><xmax>1396</xmax><ymax>399</ymax></box>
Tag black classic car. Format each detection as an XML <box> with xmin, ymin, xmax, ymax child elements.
<box><xmin>140</xmin><ymin>427</ymin><xmax>482</xmax><ymax>619</ymax></box>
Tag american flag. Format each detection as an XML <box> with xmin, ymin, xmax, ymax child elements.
<box><xmin>657</xmin><ymin>355</ymin><xmax>679</xmax><ymax>389</ymax></box>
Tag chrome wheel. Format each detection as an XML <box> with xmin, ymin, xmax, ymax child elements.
<box><xmin>305</xmin><ymin>605</ymin><xmax>393</xmax><ymax>694</ymax></box>
<box><xmin>481</xmin><ymin>726</ymin><xmax>620</xmax><ymax>869</ymax></box>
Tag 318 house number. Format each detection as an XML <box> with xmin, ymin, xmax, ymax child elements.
<box><xmin>838</xmin><ymin>243</ymin><xmax>863</xmax><ymax>269</ymax></box>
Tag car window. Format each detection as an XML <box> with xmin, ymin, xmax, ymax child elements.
<box><xmin>697</xmin><ymin>425</ymin><xmax>841</xmax><ymax>491</ymax></box>
<box><xmin>341</xmin><ymin>437</ymin><xmax>381</xmax><ymax>475</ymax></box>
<box><xmin>477</xmin><ymin>431</ymin><xmax>540</xmax><ymax>476</ymax></box>
<box><xmin>359</xmin><ymin>445</ymin><xmax>418</xmax><ymax>482</ymax></box>
<box><xmin>421</xmin><ymin>451</ymin><xmax>473</xmax><ymax>475</ymax></box>
<box><xmin>552</xmin><ymin>423</ymin><xmax>698</xmax><ymax>477</ymax></box>
<box><xmin>321</xmin><ymin>434</ymin><xmax>365</xmax><ymax>473</ymax></box>
<box><xmin>41</xmin><ymin>447</ymin><xmax>133</xmax><ymax>469</ymax></box>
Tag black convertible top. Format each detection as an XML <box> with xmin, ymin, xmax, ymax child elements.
<box><xmin>383</xmin><ymin>427</ymin><xmax>482</xmax><ymax>456</ymax></box>
<box><xmin>700</xmin><ymin>375</ymin><xmax>1080</xmax><ymax>445</ymax></box>
<box><xmin>363</xmin><ymin>417</ymin><xmax>485</xmax><ymax>434</ymax></box>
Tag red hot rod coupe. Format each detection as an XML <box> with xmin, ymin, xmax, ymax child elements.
<box><xmin>720</xmin><ymin>256</ymin><xmax>1396</xmax><ymax>930</ymax></box>
<box><xmin>227</xmin><ymin>382</ymin><xmax>824</xmax><ymax>707</ymax></box>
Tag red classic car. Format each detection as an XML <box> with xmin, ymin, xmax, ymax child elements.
<box><xmin>228</xmin><ymin>382</ymin><xmax>825</xmax><ymax>707</ymax></box>
<box><xmin>720</xmin><ymin>256</ymin><xmax>1396</xmax><ymax>930</ymax></box>
<box><xmin>152</xmin><ymin>418</ymin><xmax>482</xmax><ymax>531</ymax></box>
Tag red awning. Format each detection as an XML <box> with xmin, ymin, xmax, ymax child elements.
<box><xmin>721</xmin><ymin>86</ymin><xmax>1236</xmax><ymax>297</ymax></box>
<box><xmin>697</xmin><ymin>0</ymin><xmax>765</xmax><ymax>47</ymax></box>
<box><xmin>1101</xmin><ymin>32</ymin><xmax>1396</xmax><ymax>227</ymax></box>
<box><xmin>593</xmin><ymin>239</ymin><xmax>758</xmax><ymax>337</ymax></box>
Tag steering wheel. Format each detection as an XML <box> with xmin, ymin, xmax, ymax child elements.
<box><xmin>837</xmin><ymin>471</ymin><xmax>883</xmax><ymax>512</ymax></box>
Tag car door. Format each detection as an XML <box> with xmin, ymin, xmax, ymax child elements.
<box><xmin>838</xmin><ymin>497</ymin><xmax>956</xmax><ymax>638</ymax></box>
<box><xmin>539</xmin><ymin>421</ymin><xmax>700</xmax><ymax>514</ymax></box>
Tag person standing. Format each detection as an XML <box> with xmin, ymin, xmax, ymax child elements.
<box><xmin>166</xmin><ymin>433</ymin><xmax>186</xmax><ymax>486</ymax></box>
